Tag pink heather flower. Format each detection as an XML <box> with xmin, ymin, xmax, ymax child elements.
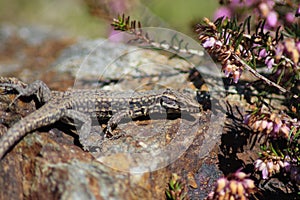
<box><xmin>260</xmin><ymin>120</ymin><xmax>268</xmax><ymax>131</ymax></box>
<box><xmin>213</xmin><ymin>7</ymin><xmax>231</xmax><ymax>21</ymax></box>
<box><xmin>254</xmin><ymin>159</ymin><xmax>263</xmax><ymax>169</ymax></box>
<box><xmin>259</xmin><ymin>48</ymin><xmax>267</xmax><ymax>59</ymax></box>
<box><xmin>278</xmin><ymin>160</ymin><xmax>285</xmax><ymax>168</ymax></box>
<box><xmin>233</xmin><ymin>69</ymin><xmax>241</xmax><ymax>83</ymax></box>
<box><xmin>216</xmin><ymin>178</ymin><xmax>227</xmax><ymax>192</ymax></box>
<box><xmin>215</xmin><ymin>40</ymin><xmax>223</xmax><ymax>49</ymax></box>
<box><xmin>223</xmin><ymin>64</ymin><xmax>233</xmax><ymax>77</ymax></box>
<box><xmin>259</xmin><ymin>3</ymin><xmax>270</xmax><ymax>17</ymax></box>
<box><xmin>209</xmin><ymin>171</ymin><xmax>256</xmax><ymax>200</ymax></box>
<box><xmin>230</xmin><ymin>0</ymin><xmax>255</xmax><ymax>7</ymax></box>
<box><xmin>281</xmin><ymin>160</ymin><xmax>290</xmax><ymax>167</ymax></box>
<box><xmin>267</xmin><ymin>161</ymin><xmax>273</xmax><ymax>172</ymax></box>
<box><xmin>256</xmin><ymin>160</ymin><xmax>267</xmax><ymax>172</ymax></box>
<box><xmin>283</xmin><ymin>161</ymin><xmax>291</xmax><ymax>171</ymax></box>
<box><xmin>280</xmin><ymin>124</ymin><xmax>290</xmax><ymax>137</ymax></box>
<box><xmin>265</xmin><ymin>57</ymin><xmax>274</xmax><ymax>69</ymax></box>
<box><xmin>266</xmin><ymin>0</ymin><xmax>275</xmax><ymax>8</ymax></box>
<box><xmin>235</xmin><ymin>171</ymin><xmax>247</xmax><ymax>179</ymax></box>
<box><xmin>202</xmin><ymin>37</ymin><xmax>216</xmax><ymax>48</ymax></box>
<box><xmin>272</xmin><ymin>122</ymin><xmax>280</xmax><ymax>133</ymax></box>
<box><xmin>296</xmin><ymin>4</ymin><xmax>300</xmax><ymax>17</ymax></box>
<box><xmin>244</xmin><ymin>0</ymin><xmax>257</xmax><ymax>7</ymax></box>
<box><xmin>273</xmin><ymin>162</ymin><xmax>280</xmax><ymax>172</ymax></box>
<box><xmin>266</xmin><ymin>122</ymin><xmax>273</xmax><ymax>133</ymax></box>
<box><xmin>286</xmin><ymin>12</ymin><xmax>295</xmax><ymax>23</ymax></box>
<box><xmin>296</xmin><ymin>42</ymin><xmax>300</xmax><ymax>53</ymax></box>
<box><xmin>242</xmin><ymin>179</ymin><xmax>255</xmax><ymax>189</ymax></box>
<box><xmin>275</xmin><ymin>43</ymin><xmax>284</xmax><ymax>59</ymax></box>
<box><xmin>285</xmin><ymin>155</ymin><xmax>292</xmax><ymax>162</ymax></box>
<box><xmin>273</xmin><ymin>118</ymin><xmax>282</xmax><ymax>133</ymax></box>
<box><xmin>262</xmin><ymin>167</ymin><xmax>269</xmax><ymax>179</ymax></box>
<box><xmin>252</xmin><ymin>120</ymin><xmax>261</xmax><ymax>130</ymax></box>
<box><xmin>267</xmin><ymin>11</ymin><xmax>278</xmax><ymax>27</ymax></box>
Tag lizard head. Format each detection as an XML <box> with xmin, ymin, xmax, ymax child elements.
<box><xmin>160</xmin><ymin>89</ymin><xmax>201</xmax><ymax>113</ymax></box>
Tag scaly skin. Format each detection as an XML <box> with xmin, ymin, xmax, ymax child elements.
<box><xmin>0</xmin><ymin>77</ymin><xmax>200</xmax><ymax>159</ymax></box>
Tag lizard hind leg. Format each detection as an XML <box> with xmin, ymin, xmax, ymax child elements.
<box><xmin>0</xmin><ymin>80</ymin><xmax>52</xmax><ymax>107</ymax></box>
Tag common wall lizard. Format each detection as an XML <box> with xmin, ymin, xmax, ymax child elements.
<box><xmin>0</xmin><ymin>77</ymin><xmax>200</xmax><ymax>159</ymax></box>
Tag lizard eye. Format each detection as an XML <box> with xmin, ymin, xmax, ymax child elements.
<box><xmin>160</xmin><ymin>96</ymin><xmax>180</xmax><ymax>109</ymax></box>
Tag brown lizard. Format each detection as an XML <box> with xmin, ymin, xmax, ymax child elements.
<box><xmin>0</xmin><ymin>77</ymin><xmax>200</xmax><ymax>159</ymax></box>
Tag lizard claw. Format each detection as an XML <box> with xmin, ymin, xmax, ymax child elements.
<box><xmin>0</xmin><ymin>83</ymin><xmax>25</xmax><ymax>108</ymax></box>
<box><xmin>104</xmin><ymin>126</ymin><xmax>113</xmax><ymax>138</ymax></box>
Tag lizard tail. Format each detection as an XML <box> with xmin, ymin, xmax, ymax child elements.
<box><xmin>0</xmin><ymin>109</ymin><xmax>60</xmax><ymax>159</ymax></box>
<box><xmin>0</xmin><ymin>120</ymin><xmax>29</xmax><ymax>159</ymax></box>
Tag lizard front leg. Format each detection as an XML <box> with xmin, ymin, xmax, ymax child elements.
<box><xmin>105</xmin><ymin>110</ymin><xmax>131</xmax><ymax>137</ymax></box>
<box><xmin>105</xmin><ymin>108</ymin><xmax>150</xmax><ymax>137</ymax></box>
<box><xmin>64</xmin><ymin>109</ymin><xmax>92</xmax><ymax>151</ymax></box>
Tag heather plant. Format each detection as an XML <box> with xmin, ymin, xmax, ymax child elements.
<box><xmin>165</xmin><ymin>173</ymin><xmax>188</xmax><ymax>200</ymax></box>
<box><xmin>207</xmin><ymin>170</ymin><xmax>255</xmax><ymax>200</ymax></box>
<box><xmin>200</xmin><ymin>1</ymin><xmax>300</xmax><ymax>197</ymax></box>
<box><xmin>111</xmin><ymin>0</ymin><xmax>300</xmax><ymax>198</ymax></box>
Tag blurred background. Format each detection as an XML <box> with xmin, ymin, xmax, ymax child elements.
<box><xmin>0</xmin><ymin>0</ymin><xmax>218</xmax><ymax>38</ymax></box>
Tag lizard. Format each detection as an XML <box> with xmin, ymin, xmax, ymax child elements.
<box><xmin>0</xmin><ymin>77</ymin><xmax>201</xmax><ymax>159</ymax></box>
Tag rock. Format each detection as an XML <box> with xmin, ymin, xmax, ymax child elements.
<box><xmin>0</xmin><ymin>26</ymin><xmax>225</xmax><ymax>199</ymax></box>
